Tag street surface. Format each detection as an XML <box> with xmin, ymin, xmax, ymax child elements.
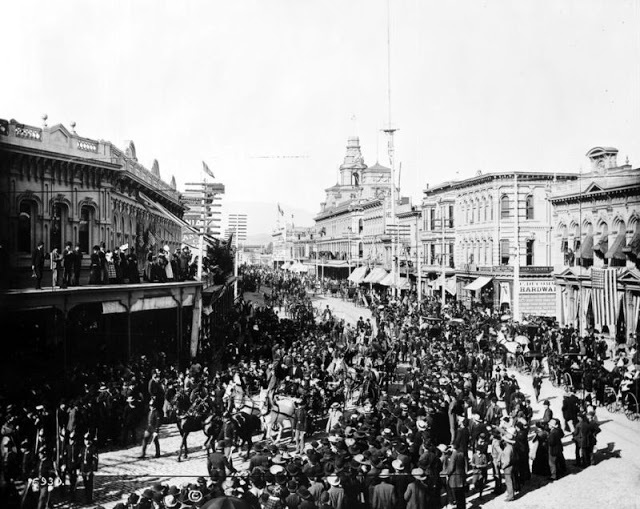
<box><xmin>55</xmin><ymin>295</ymin><xmax>640</xmax><ymax>508</ymax></box>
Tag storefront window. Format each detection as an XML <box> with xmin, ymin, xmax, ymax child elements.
<box><xmin>79</xmin><ymin>206</ymin><xmax>93</xmax><ymax>254</ymax></box>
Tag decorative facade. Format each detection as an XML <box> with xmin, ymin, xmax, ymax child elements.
<box><xmin>551</xmin><ymin>147</ymin><xmax>640</xmax><ymax>345</ymax></box>
<box><xmin>0</xmin><ymin>117</ymin><xmax>185</xmax><ymax>287</ymax></box>
<box><xmin>422</xmin><ymin>170</ymin><xmax>579</xmax><ymax>316</ymax></box>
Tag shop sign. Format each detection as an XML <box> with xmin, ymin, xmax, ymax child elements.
<box><xmin>520</xmin><ymin>280</ymin><xmax>556</xmax><ymax>293</ymax></box>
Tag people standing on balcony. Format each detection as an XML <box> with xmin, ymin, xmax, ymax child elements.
<box><xmin>89</xmin><ymin>245</ymin><xmax>101</xmax><ymax>284</ymax></box>
<box><xmin>126</xmin><ymin>247</ymin><xmax>140</xmax><ymax>284</ymax></box>
<box><xmin>50</xmin><ymin>247</ymin><xmax>63</xmax><ymax>288</ymax></box>
<box><xmin>99</xmin><ymin>242</ymin><xmax>108</xmax><ymax>284</ymax></box>
<box><xmin>144</xmin><ymin>248</ymin><xmax>154</xmax><ymax>282</ymax></box>
<box><xmin>105</xmin><ymin>251</ymin><xmax>117</xmax><ymax>283</ymax></box>
<box><xmin>31</xmin><ymin>240</ymin><xmax>46</xmax><ymax>290</ymax></box>
<box><xmin>163</xmin><ymin>245</ymin><xmax>174</xmax><ymax>281</ymax></box>
<box><xmin>72</xmin><ymin>245</ymin><xmax>83</xmax><ymax>286</ymax></box>
<box><xmin>62</xmin><ymin>242</ymin><xmax>74</xmax><ymax>288</ymax></box>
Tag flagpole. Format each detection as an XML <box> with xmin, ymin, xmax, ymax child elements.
<box><xmin>197</xmin><ymin>176</ymin><xmax>206</xmax><ymax>282</ymax></box>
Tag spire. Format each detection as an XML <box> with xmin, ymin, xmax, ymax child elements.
<box><xmin>151</xmin><ymin>159</ymin><xmax>160</xmax><ymax>177</ymax></box>
<box><xmin>170</xmin><ymin>175</ymin><xmax>176</xmax><ymax>189</ymax></box>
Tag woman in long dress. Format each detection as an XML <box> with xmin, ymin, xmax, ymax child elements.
<box><xmin>531</xmin><ymin>426</ymin><xmax>551</xmax><ymax>477</ymax></box>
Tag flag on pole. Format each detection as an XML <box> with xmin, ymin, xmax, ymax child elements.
<box><xmin>148</xmin><ymin>231</ymin><xmax>157</xmax><ymax>247</ymax></box>
<box><xmin>277</xmin><ymin>203</ymin><xmax>284</xmax><ymax>216</ymax></box>
<box><xmin>202</xmin><ymin>161</ymin><xmax>215</xmax><ymax>179</ymax></box>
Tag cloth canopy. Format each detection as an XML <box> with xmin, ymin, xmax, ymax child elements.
<box><xmin>578</xmin><ymin>234</ymin><xmax>594</xmax><ymax>260</ymax></box>
<box><xmin>464</xmin><ymin>276</ymin><xmax>493</xmax><ymax>292</ymax></box>
<box><xmin>363</xmin><ymin>267</ymin><xmax>388</xmax><ymax>284</ymax></box>
<box><xmin>379</xmin><ymin>273</ymin><xmax>410</xmax><ymax>290</ymax></box>
<box><xmin>623</xmin><ymin>231</ymin><xmax>640</xmax><ymax>258</ymax></box>
<box><xmin>594</xmin><ymin>235</ymin><xmax>609</xmax><ymax>256</ymax></box>
<box><xmin>432</xmin><ymin>275</ymin><xmax>457</xmax><ymax>295</ymax></box>
<box><xmin>348</xmin><ymin>266</ymin><xmax>368</xmax><ymax>283</ymax></box>
<box><xmin>605</xmin><ymin>234</ymin><xmax>626</xmax><ymax>260</ymax></box>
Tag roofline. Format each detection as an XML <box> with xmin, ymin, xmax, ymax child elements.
<box><xmin>423</xmin><ymin>171</ymin><xmax>579</xmax><ymax>195</ymax></box>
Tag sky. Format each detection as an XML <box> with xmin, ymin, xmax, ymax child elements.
<box><xmin>2</xmin><ymin>0</ymin><xmax>639</xmax><ymax>236</ymax></box>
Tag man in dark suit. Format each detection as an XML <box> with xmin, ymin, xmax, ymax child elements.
<box><xmin>446</xmin><ymin>444</ymin><xmax>467</xmax><ymax>509</ymax></box>
<box><xmin>62</xmin><ymin>242</ymin><xmax>75</xmax><ymax>288</ymax></box>
<box><xmin>140</xmin><ymin>400</ymin><xmax>161</xmax><ymax>459</ymax></box>
<box><xmin>31</xmin><ymin>241</ymin><xmax>45</xmax><ymax>289</ymax></box>
<box><xmin>72</xmin><ymin>245</ymin><xmax>83</xmax><ymax>285</ymax></box>
<box><xmin>79</xmin><ymin>433</ymin><xmax>98</xmax><ymax>504</ymax></box>
<box><xmin>548</xmin><ymin>418</ymin><xmax>566</xmax><ymax>480</ymax></box>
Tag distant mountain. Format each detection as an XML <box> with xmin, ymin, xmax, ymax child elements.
<box><xmin>223</xmin><ymin>201</ymin><xmax>315</xmax><ymax>244</ymax></box>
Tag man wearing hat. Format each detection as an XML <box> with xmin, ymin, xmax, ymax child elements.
<box><xmin>79</xmin><ymin>433</ymin><xmax>98</xmax><ymax>504</ymax></box>
<box><xmin>499</xmin><ymin>428</ymin><xmax>516</xmax><ymax>502</ymax></box>
<box><xmin>446</xmin><ymin>443</ymin><xmax>467</xmax><ymax>509</ymax></box>
<box><xmin>140</xmin><ymin>400</ymin><xmax>161</xmax><ymax>459</ymax></box>
<box><xmin>547</xmin><ymin>419</ymin><xmax>566</xmax><ymax>481</ymax></box>
<box><xmin>371</xmin><ymin>469</ymin><xmax>396</xmax><ymax>509</ymax></box>
<box><xmin>207</xmin><ymin>441</ymin><xmax>236</xmax><ymax>483</ymax></box>
<box><xmin>62</xmin><ymin>430</ymin><xmax>81</xmax><ymax>498</ymax></box>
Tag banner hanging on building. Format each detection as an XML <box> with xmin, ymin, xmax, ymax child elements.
<box><xmin>591</xmin><ymin>268</ymin><xmax>618</xmax><ymax>327</ymax></box>
<box><xmin>500</xmin><ymin>282</ymin><xmax>511</xmax><ymax>305</ymax></box>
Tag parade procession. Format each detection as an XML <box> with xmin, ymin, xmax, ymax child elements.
<box><xmin>1</xmin><ymin>1</ymin><xmax>640</xmax><ymax>509</ymax></box>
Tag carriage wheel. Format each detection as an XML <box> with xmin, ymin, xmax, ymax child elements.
<box><xmin>624</xmin><ymin>393</ymin><xmax>640</xmax><ymax>421</ymax></box>
<box><xmin>605</xmin><ymin>397</ymin><xmax>617</xmax><ymax>414</ymax></box>
<box><xmin>516</xmin><ymin>355</ymin><xmax>526</xmax><ymax>373</ymax></box>
<box><xmin>563</xmin><ymin>373</ymin><xmax>573</xmax><ymax>393</ymax></box>
<box><xmin>549</xmin><ymin>369</ymin><xmax>558</xmax><ymax>387</ymax></box>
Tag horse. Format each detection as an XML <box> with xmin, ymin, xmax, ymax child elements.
<box><xmin>230</xmin><ymin>412</ymin><xmax>262</xmax><ymax>459</ymax></box>
<box><xmin>174</xmin><ymin>392</ymin><xmax>216</xmax><ymax>462</ymax></box>
<box><xmin>260</xmin><ymin>395</ymin><xmax>297</xmax><ymax>443</ymax></box>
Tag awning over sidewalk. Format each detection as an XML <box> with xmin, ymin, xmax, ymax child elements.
<box><xmin>432</xmin><ymin>275</ymin><xmax>457</xmax><ymax>295</ymax></box>
<box><xmin>379</xmin><ymin>273</ymin><xmax>410</xmax><ymax>290</ymax></box>
<box><xmin>623</xmin><ymin>231</ymin><xmax>640</xmax><ymax>258</ymax></box>
<box><xmin>464</xmin><ymin>276</ymin><xmax>493</xmax><ymax>292</ymax></box>
<box><xmin>606</xmin><ymin>234</ymin><xmax>626</xmax><ymax>260</ymax></box>
<box><xmin>578</xmin><ymin>234</ymin><xmax>594</xmax><ymax>261</ymax></box>
<box><xmin>363</xmin><ymin>267</ymin><xmax>388</xmax><ymax>284</ymax></box>
<box><xmin>348</xmin><ymin>266</ymin><xmax>368</xmax><ymax>283</ymax></box>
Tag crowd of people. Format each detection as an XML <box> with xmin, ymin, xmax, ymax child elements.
<box><xmin>30</xmin><ymin>241</ymin><xmax>208</xmax><ymax>289</ymax></box>
<box><xmin>1</xmin><ymin>265</ymin><xmax>637</xmax><ymax>509</ymax></box>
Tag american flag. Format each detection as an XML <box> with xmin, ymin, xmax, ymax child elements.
<box><xmin>148</xmin><ymin>231</ymin><xmax>157</xmax><ymax>247</ymax></box>
<box><xmin>591</xmin><ymin>268</ymin><xmax>617</xmax><ymax>327</ymax></box>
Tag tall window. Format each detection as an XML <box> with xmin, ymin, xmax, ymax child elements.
<box><xmin>525</xmin><ymin>195</ymin><xmax>534</xmax><ymax>220</ymax></box>
<box><xmin>500</xmin><ymin>195</ymin><xmax>511</xmax><ymax>219</ymax></box>
<box><xmin>430</xmin><ymin>244</ymin><xmax>436</xmax><ymax>265</ymax></box>
<box><xmin>79</xmin><ymin>206</ymin><xmax>93</xmax><ymax>253</ymax></box>
<box><xmin>448</xmin><ymin>242</ymin><xmax>454</xmax><ymax>267</ymax></box>
<box><xmin>50</xmin><ymin>203</ymin><xmax>66</xmax><ymax>251</ymax></box>
<box><xmin>500</xmin><ymin>239</ymin><xmax>510</xmax><ymax>265</ymax></box>
<box><xmin>448</xmin><ymin>205</ymin><xmax>454</xmax><ymax>228</ymax></box>
<box><xmin>526</xmin><ymin>239</ymin><xmax>535</xmax><ymax>266</ymax></box>
<box><xmin>18</xmin><ymin>201</ymin><xmax>35</xmax><ymax>253</ymax></box>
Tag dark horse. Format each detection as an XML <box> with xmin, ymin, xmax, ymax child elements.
<box><xmin>231</xmin><ymin>412</ymin><xmax>262</xmax><ymax>459</ymax></box>
<box><xmin>175</xmin><ymin>392</ymin><xmax>220</xmax><ymax>462</ymax></box>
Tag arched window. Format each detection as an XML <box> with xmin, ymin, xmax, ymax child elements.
<box><xmin>79</xmin><ymin>206</ymin><xmax>94</xmax><ymax>254</ymax></box>
<box><xmin>18</xmin><ymin>200</ymin><xmax>36</xmax><ymax>253</ymax></box>
<box><xmin>526</xmin><ymin>239</ymin><xmax>535</xmax><ymax>266</ymax></box>
<box><xmin>500</xmin><ymin>195</ymin><xmax>511</xmax><ymax>219</ymax></box>
<box><xmin>525</xmin><ymin>195</ymin><xmax>534</xmax><ymax>220</ymax></box>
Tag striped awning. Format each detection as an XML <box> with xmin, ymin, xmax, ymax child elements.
<box><xmin>348</xmin><ymin>266</ymin><xmax>368</xmax><ymax>283</ymax></box>
<box><xmin>594</xmin><ymin>235</ymin><xmax>608</xmax><ymax>255</ymax></box>
<box><xmin>363</xmin><ymin>267</ymin><xmax>388</xmax><ymax>284</ymax></box>
<box><xmin>578</xmin><ymin>234</ymin><xmax>594</xmax><ymax>260</ymax></box>
<box><xmin>623</xmin><ymin>231</ymin><xmax>640</xmax><ymax>258</ymax></box>
<box><xmin>464</xmin><ymin>276</ymin><xmax>493</xmax><ymax>292</ymax></box>
<box><xmin>605</xmin><ymin>234</ymin><xmax>626</xmax><ymax>260</ymax></box>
